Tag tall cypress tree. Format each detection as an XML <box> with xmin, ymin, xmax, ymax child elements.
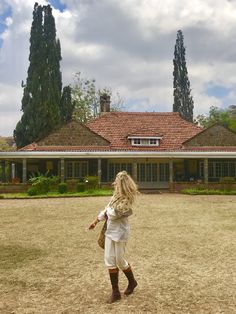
<box><xmin>14</xmin><ymin>3</ymin><xmax>62</xmax><ymax>148</ymax></box>
<box><xmin>60</xmin><ymin>85</ymin><xmax>74</xmax><ymax>123</ymax></box>
<box><xmin>173</xmin><ymin>30</ymin><xmax>194</xmax><ymax>122</ymax></box>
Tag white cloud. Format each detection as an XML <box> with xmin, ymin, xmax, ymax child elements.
<box><xmin>1</xmin><ymin>0</ymin><xmax>236</xmax><ymax>136</ymax></box>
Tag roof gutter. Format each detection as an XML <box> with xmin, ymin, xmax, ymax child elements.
<box><xmin>0</xmin><ymin>151</ymin><xmax>236</xmax><ymax>159</ymax></box>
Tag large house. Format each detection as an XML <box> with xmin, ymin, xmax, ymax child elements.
<box><xmin>0</xmin><ymin>97</ymin><xmax>236</xmax><ymax>190</ymax></box>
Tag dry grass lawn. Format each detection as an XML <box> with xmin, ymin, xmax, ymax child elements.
<box><xmin>0</xmin><ymin>194</ymin><xmax>235</xmax><ymax>314</ymax></box>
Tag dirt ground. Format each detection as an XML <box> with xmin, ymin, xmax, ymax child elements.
<box><xmin>0</xmin><ymin>194</ymin><xmax>235</xmax><ymax>314</ymax></box>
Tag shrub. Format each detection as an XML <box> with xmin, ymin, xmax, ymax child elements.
<box><xmin>77</xmin><ymin>183</ymin><xmax>85</xmax><ymax>192</ymax></box>
<box><xmin>219</xmin><ymin>176</ymin><xmax>235</xmax><ymax>191</ymax></box>
<box><xmin>66</xmin><ymin>179</ymin><xmax>78</xmax><ymax>192</ymax></box>
<box><xmin>181</xmin><ymin>188</ymin><xmax>236</xmax><ymax>195</ymax></box>
<box><xmin>85</xmin><ymin>176</ymin><xmax>99</xmax><ymax>189</ymax></box>
<box><xmin>29</xmin><ymin>171</ymin><xmax>50</xmax><ymax>194</ymax></box>
<box><xmin>48</xmin><ymin>176</ymin><xmax>60</xmax><ymax>191</ymax></box>
<box><xmin>219</xmin><ymin>177</ymin><xmax>235</xmax><ymax>184</ymax></box>
<box><xmin>58</xmin><ymin>183</ymin><xmax>68</xmax><ymax>194</ymax></box>
<box><xmin>27</xmin><ymin>187</ymin><xmax>38</xmax><ymax>196</ymax></box>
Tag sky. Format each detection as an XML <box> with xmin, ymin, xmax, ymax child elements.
<box><xmin>1</xmin><ymin>0</ymin><xmax>236</xmax><ymax>136</ymax></box>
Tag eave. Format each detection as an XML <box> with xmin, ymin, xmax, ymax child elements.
<box><xmin>0</xmin><ymin>151</ymin><xmax>236</xmax><ymax>159</ymax></box>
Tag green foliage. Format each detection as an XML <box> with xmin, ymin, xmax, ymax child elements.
<box><xmin>195</xmin><ymin>106</ymin><xmax>236</xmax><ymax>132</ymax></box>
<box><xmin>71</xmin><ymin>72</ymin><xmax>124</xmax><ymax>123</ymax></box>
<box><xmin>72</xmin><ymin>72</ymin><xmax>97</xmax><ymax>123</ymax></box>
<box><xmin>58</xmin><ymin>183</ymin><xmax>68</xmax><ymax>194</ymax></box>
<box><xmin>77</xmin><ymin>183</ymin><xmax>85</xmax><ymax>192</ymax></box>
<box><xmin>0</xmin><ymin>138</ymin><xmax>15</xmax><ymax>152</ymax></box>
<box><xmin>219</xmin><ymin>177</ymin><xmax>235</xmax><ymax>184</ymax></box>
<box><xmin>28</xmin><ymin>171</ymin><xmax>51</xmax><ymax>194</ymax></box>
<box><xmin>84</xmin><ymin>176</ymin><xmax>99</xmax><ymax>189</ymax></box>
<box><xmin>66</xmin><ymin>179</ymin><xmax>78</xmax><ymax>192</ymax></box>
<box><xmin>27</xmin><ymin>187</ymin><xmax>38</xmax><ymax>196</ymax></box>
<box><xmin>181</xmin><ymin>188</ymin><xmax>236</xmax><ymax>195</ymax></box>
<box><xmin>60</xmin><ymin>85</ymin><xmax>74</xmax><ymax>123</ymax></box>
<box><xmin>1</xmin><ymin>189</ymin><xmax>113</xmax><ymax>199</ymax></box>
<box><xmin>173</xmin><ymin>30</ymin><xmax>194</xmax><ymax>122</ymax></box>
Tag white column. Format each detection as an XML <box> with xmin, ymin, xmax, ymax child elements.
<box><xmin>133</xmin><ymin>162</ymin><xmax>138</xmax><ymax>183</ymax></box>
<box><xmin>169</xmin><ymin>159</ymin><xmax>173</xmax><ymax>184</ymax></box>
<box><xmin>22</xmin><ymin>159</ymin><xmax>27</xmax><ymax>183</ymax></box>
<box><xmin>98</xmin><ymin>159</ymin><xmax>102</xmax><ymax>187</ymax></box>
<box><xmin>11</xmin><ymin>163</ymin><xmax>16</xmax><ymax>180</ymax></box>
<box><xmin>60</xmin><ymin>159</ymin><xmax>65</xmax><ymax>183</ymax></box>
<box><xmin>204</xmin><ymin>158</ymin><xmax>208</xmax><ymax>184</ymax></box>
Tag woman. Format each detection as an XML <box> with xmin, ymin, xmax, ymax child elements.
<box><xmin>88</xmin><ymin>171</ymin><xmax>138</xmax><ymax>303</ymax></box>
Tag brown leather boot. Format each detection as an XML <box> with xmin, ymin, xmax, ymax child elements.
<box><xmin>123</xmin><ymin>265</ymin><xmax>138</xmax><ymax>295</ymax></box>
<box><xmin>108</xmin><ymin>268</ymin><xmax>121</xmax><ymax>303</ymax></box>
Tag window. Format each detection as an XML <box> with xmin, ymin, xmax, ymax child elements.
<box><xmin>200</xmin><ymin>161</ymin><xmax>236</xmax><ymax>179</ymax></box>
<box><xmin>130</xmin><ymin>138</ymin><xmax>160</xmax><ymax>146</ymax></box>
<box><xmin>66</xmin><ymin>161</ymin><xmax>88</xmax><ymax>179</ymax></box>
<box><xmin>133</xmin><ymin>139</ymin><xmax>141</xmax><ymax>145</ymax></box>
<box><xmin>108</xmin><ymin>163</ymin><xmax>132</xmax><ymax>181</ymax></box>
<box><xmin>159</xmin><ymin>163</ymin><xmax>169</xmax><ymax>182</ymax></box>
<box><xmin>137</xmin><ymin>163</ymin><xmax>159</xmax><ymax>182</ymax></box>
<box><xmin>150</xmin><ymin>139</ymin><xmax>157</xmax><ymax>145</ymax></box>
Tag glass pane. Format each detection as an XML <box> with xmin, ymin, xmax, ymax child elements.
<box><xmin>74</xmin><ymin>162</ymin><xmax>80</xmax><ymax>178</ymax></box>
<box><xmin>152</xmin><ymin>164</ymin><xmax>157</xmax><ymax>181</ymax></box>
<box><xmin>215</xmin><ymin>163</ymin><xmax>221</xmax><ymax>177</ymax></box>
<box><xmin>209</xmin><ymin>163</ymin><xmax>214</xmax><ymax>177</ymax></box>
<box><xmin>127</xmin><ymin>163</ymin><xmax>132</xmax><ymax>176</ymax></box>
<box><xmin>160</xmin><ymin>163</ymin><xmax>169</xmax><ymax>181</ymax></box>
<box><xmin>229</xmin><ymin>163</ymin><xmax>235</xmax><ymax>177</ymax></box>
<box><xmin>137</xmin><ymin>163</ymin><xmax>145</xmax><ymax>182</ymax></box>
<box><xmin>222</xmin><ymin>163</ymin><xmax>229</xmax><ymax>177</ymax></box>
<box><xmin>81</xmin><ymin>162</ymin><xmax>88</xmax><ymax>177</ymax></box>
<box><xmin>146</xmin><ymin>164</ymin><xmax>151</xmax><ymax>182</ymax></box>
<box><xmin>66</xmin><ymin>162</ymin><xmax>73</xmax><ymax>179</ymax></box>
<box><xmin>108</xmin><ymin>164</ymin><xmax>114</xmax><ymax>181</ymax></box>
<box><xmin>115</xmin><ymin>163</ymin><xmax>120</xmax><ymax>176</ymax></box>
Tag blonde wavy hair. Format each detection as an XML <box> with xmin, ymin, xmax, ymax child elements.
<box><xmin>112</xmin><ymin>171</ymin><xmax>139</xmax><ymax>205</ymax></box>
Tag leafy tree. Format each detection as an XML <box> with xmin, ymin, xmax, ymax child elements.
<box><xmin>72</xmin><ymin>72</ymin><xmax>97</xmax><ymax>123</ymax></box>
<box><xmin>173</xmin><ymin>30</ymin><xmax>194</xmax><ymax>122</ymax></box>
<box><xmin>0</xmin><ymin>137</ymin><xmax>15</xmax><ymax>151</ymax></box>
<box><xmin>72</xmin><ymin>72</ymin><xmax>124</xmax><ymax>123</ymax></box>
<box><xmin>14</xmin><ymin>3</ymin><xmax>63</xmax><ymax>148</ymax></box>
<box><xmin>195</xmin><ymin>106</ymin><xmax>236</xmax><ymax>132</ymax></box>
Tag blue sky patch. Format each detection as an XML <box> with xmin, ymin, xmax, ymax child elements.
<box><xmin>48</xmin><ymin>0</ymin><xmax>66</xmax><ymax>12</ymax></box>
<box><xmin>206</xmin><ymin>84</ymin><xmax>231</xmax><ymax>99</ymax></box>
<box><xmin>0</xmin><ymin>4</ymin><xmax>12</xmax><ymax>47</ymax></box>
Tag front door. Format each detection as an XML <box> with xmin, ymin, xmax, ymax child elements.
<box><xmin>137</xmin><ymin>162</ymin><xmax>169</xmax><ymax>188</ymax></box>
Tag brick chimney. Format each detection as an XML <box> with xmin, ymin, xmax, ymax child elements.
<box><xmin>100</xmin><ymin>94</ymin><xmax>111</xmax><ymax>114</ymax></box>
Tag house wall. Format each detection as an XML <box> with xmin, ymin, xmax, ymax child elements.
<box><xmin>184</xmin><ymin>124</ymin><xmax>236</xmax><ymax>146</ymax></box>
<box><xmin>37</xmin><ymin>121</ymin><xmax>109</xmax><ymax>146</ymax></box>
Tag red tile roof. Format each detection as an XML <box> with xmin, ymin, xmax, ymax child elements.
<box><xmin>19</xmin><ymin>112</ymin><xmax>236</xmax><ymax>153</ymax></box>
<box><xmin>19</xmin><ymin>144</ymin><xmax>113</xmax><ymax>152</ymax></box>
<box><xmin>86</xmin><ymin>112</ymin><xmax>202</xmax><ymax>150</ymax></box>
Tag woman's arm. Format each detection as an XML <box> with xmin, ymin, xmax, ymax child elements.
<box><xmin>88</xmin><ymin>209</ymin><xmax>107</xmax><ymax>229</ymax></box>
<box><xmin>88</xmin><ymin>217</ymin><xmax>100</xmax><ymax>230</ymax></box>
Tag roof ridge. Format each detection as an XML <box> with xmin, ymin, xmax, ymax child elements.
<box><xmin>106</xmin><ymin>111</ymin><xmax>179</xmax><ymax>115</ymax></box>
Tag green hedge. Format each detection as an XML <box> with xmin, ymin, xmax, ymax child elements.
<box><xmin>181</xmin><ymin>188</ymin><xmax>236</xmax><ymax>195</ymax></box>
<box><xmin>84</xmin><ymin>176</ymin><xmax>99</xmax><ymax>189</ymax></box>
<box><xmin>58</xmin><ymin>183</ymin><xmax>68</xmax><ymax>194</ymax></box>
<box><xmin>77</xmin><ymin>183</ymin><xmax>85</xmax><ymax>192</ymax></box>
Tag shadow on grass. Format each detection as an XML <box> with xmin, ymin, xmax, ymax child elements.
<box><xmin>0</xmin><ymin>244</ymin><xmax>44</xmax><ymax>270</ymax></box>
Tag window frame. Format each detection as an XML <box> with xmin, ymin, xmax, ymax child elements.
<box><xmin>129</xmin><ymin>137</ymin><xmax>161</xmax><ymax>146</ymax></box>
